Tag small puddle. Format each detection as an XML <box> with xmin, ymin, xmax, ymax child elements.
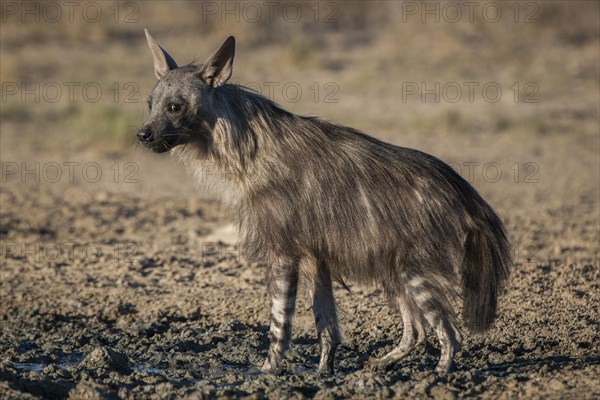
<box><xmin>132</xmin><ymin>365</ymin><xmax>163</xmax><ymax>374</ymax></box>
<box><xmin>213</xmin><ymin>363</ymin><xmax>313</xmax><ymax>376</ymax></box>
<box><xmin>13</xmin><ymin>355</ymin><xmax>277</xmax><ymax>378</ymax></box>
<box><xmin>14</xmin><ymin>353</ymin><xmax>85</xmax><ymax>372</ymax></box>
<box><xmin>57</xmin><ymin>353</ymin><xmax>85</xmax><ymax>370</ymax></box>
<box><xmin>14</xmin><ymin>363</ymin><xmax>44</xmax><ymax>372</ymax></box>
<box><xmin>214</xmin><ymin>363</ymin><xmax>262</xmax><ymax>376</ymax></box>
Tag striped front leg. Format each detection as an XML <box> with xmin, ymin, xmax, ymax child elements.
<box><xmin>312</xmin><ymin>263</ymin><xmax>341</xmax><ymax>374</ymax></box>
<box><xmin>261</xmin><ymin>259</ymin><xmax>299</xmax><ymax>372</ymax></box>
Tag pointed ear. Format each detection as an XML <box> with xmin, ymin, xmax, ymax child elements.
<box><xmin>198</xmin><ymin>36</ymin><xmax>235</xmax><ymax>88</ymax></box>
<box><xmin>145</xmin><ymin>28</ymin><xmax>178</xmax><ymax>80</ymax></box>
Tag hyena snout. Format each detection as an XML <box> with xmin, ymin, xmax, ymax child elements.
<box><xmin>137</xmin><ymin>124</ymin><xmax>175</xmax><ymax>153</ymax></box>
<box><xmin>137</xmin><ymin>127</ymin><xmax>153</xmax><ymax>142</ymax></box>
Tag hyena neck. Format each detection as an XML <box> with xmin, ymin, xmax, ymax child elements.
<box><xmin>209</xmin><ymin>84</ymin><xmax>300</xmax><ymax>172</ymax></box>
<box><xmin>172</xmin><ymin>84</ymin><xmax>299</xmax><ymax>204</ymax></box>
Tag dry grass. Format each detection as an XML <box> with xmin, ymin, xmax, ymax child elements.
<box><xmin>0</xmin><ymin>1</ymin><xmax>598</xmax><ymax>156</ymax></box>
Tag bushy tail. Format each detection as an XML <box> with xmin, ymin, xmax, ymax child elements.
<box><xmin>462</xmin><ymin>213</ymin><xmax>511</xmax><ymax>333</ymax></box>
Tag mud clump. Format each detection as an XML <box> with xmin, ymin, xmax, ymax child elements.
<box><xmin>78</xmin><ymin>347</ymin><xmax>131</xmax><ymax>375</ymax></box>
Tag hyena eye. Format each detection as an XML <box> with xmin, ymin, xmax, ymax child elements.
<box><xmin>168</xmin><ymin>104</ymin><xmax>182</xmax><ymax>113</ymax></box>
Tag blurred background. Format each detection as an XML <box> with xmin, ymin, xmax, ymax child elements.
<box><xmin>1</xmin><ymin>0</ymin><xmax>599</xmax><ymax>255</ymax></box>
<box><xmin>1</xmin><ymin>1</ymin><xmax>598</xmax><ymax>151</ymax></box>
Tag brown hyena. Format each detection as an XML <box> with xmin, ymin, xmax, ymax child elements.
<box><xmin>138</xmin><ymin>30</ymin><xmax>511</xmax><ymax>374</ymax></box>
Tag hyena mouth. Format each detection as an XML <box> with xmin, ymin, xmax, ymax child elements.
<box><xmin>144</xmin><ymin>142</ymin><xmax>172</xmax><ymax>153</ymax></box>
<box><xmin>143</xmin><ymin>136</ymin><xmax>185</xmax><ymax>153</ymax></box>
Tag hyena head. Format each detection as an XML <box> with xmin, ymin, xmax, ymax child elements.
<box><xmin>138</xmin><ymin>29</ymin><xmax>235</xmax><ymax>154</ymax></box>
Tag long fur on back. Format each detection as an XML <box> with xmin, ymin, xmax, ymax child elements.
<box><xmin>173</xmin><ymin>81</ymin><xmax>511</xmax><ymax>332</ymax></box>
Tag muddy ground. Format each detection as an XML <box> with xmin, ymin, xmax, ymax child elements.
<box><xmin>0</xmin><ymin>130</ymin><xmax>599</xmax><ymax>400</ymax></box>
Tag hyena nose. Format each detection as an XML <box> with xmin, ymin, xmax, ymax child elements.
<box><xmin>137</xmin><ymin>128</ymin><xmax>153</xmax><ymax>142</ymax></box>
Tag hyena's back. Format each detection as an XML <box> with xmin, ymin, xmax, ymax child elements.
<box><xmin>241</xmin><ymin>118</ymin><xmax>511</xmax><ymax>333</ymax></box>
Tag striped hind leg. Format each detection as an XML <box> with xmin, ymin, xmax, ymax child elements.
<box><xmin>428</xmin><ymin>316</ymin><xmax>462</xmax><ymax>373</ymax></box>
<box><xmin>377</xmin><ymin>292</ymin><xmax>426</xmax><ymax>365</ymax></box>
<box><xmin>409</xmin><ymin>278</ymin><xmax>462</xmax><ymax>373</ymax></box>
<box><xmin>261</xmin><ymin>258</ymin><xmax>299</xmax><ymax>372</ymax></box>
<box><xmin>311</xmin><ymin>263</ymin><xmax>341</xmax><ymax>374</ymax></box>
